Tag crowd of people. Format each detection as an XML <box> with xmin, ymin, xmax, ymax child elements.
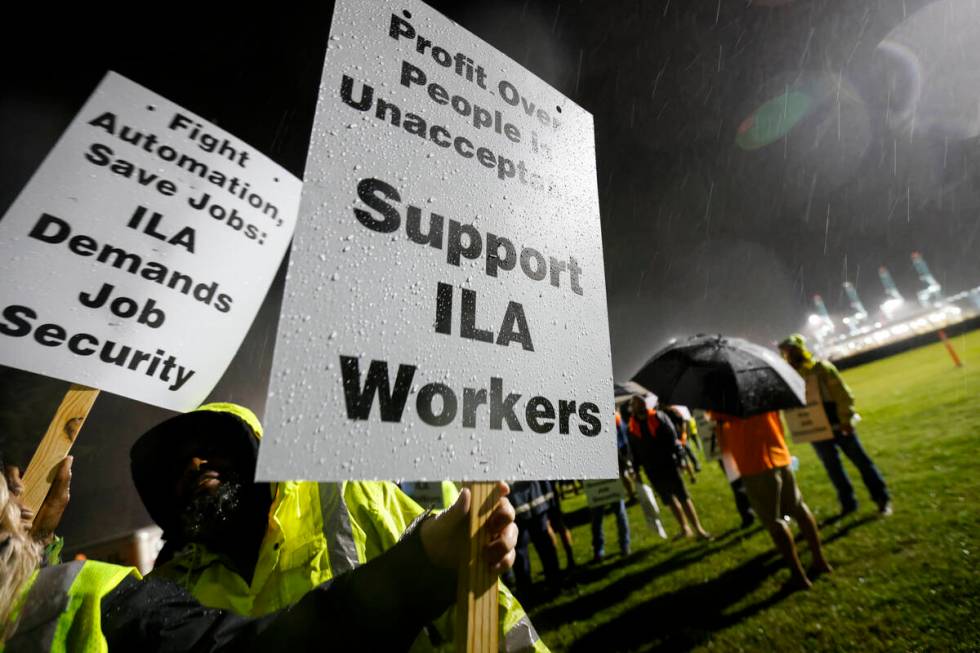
<box><xmin>501</xmin><ymin>333</ymin><xmax>893</xmax><ymax>605</ymax></box>
<box><xmin>0</xmin><ymin>333</ymin><xmax>891</xmax><ymax>650</ymax></box>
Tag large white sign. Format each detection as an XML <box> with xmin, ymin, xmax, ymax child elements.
<box><xmin>0</xmin><ymin>72</ymin><xmax>300</xmax><ymax>411</ymax></box>
<box><xmin>694</xmin><ymin>411</ymin><xmax>721</xmax><ymax>462</ymax></box>
<box><xmin>258</xmin><ymin>0</ymin><xmax>615</xmax><ymax>481</ymax></box>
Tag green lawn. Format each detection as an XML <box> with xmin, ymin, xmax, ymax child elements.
<box><xmin>525</xmin><ymin>330</ymin><xmax>980</xmax><ymax>652</ymax></box>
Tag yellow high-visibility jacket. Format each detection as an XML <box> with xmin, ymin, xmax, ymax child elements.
<box><xmin>797</xmin><ymin>358</ymin><xmax>857</xmax><ymax>429</ymax></box>
<box><xmin>2</xmin><ymin>561</ymin><xmax>137</xmax><ymax>653</ymax></box>
<box><xmin>153</xmin><ymin>480</ymin><xmax>545</xmax><ymax>651</ymax></box>
<box><xmin>149</xmin><ymin>405</ymin><xmax>547</xmax><ymax>652</ymax></box>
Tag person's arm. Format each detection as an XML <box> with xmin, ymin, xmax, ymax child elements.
<box><xmin>101</xmin><ymin>524</ymin><xmax>456</xmax><ymax>653</ymax></box>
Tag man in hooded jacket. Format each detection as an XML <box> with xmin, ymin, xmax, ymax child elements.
<box><xmin>1</xmin><ymin>454</ymin><xmax>487</xmax><ymax>652</ymax></box>
<box><xmin>130</xmin><ymin>403</ymin><xmax>547</xmax><ymax>652</ymax></box>
<box><xmin>778</xmin><ymin>334</ymin><xmax>892</xmax><ymax>516</ymax></box>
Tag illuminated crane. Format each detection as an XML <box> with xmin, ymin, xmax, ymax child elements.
<box><xmin>807</xmin><ymin>294</ymin><xmax>836</xmax><ymax>343</ymax></box>
<box><xmin>842</xmin><ymin>281</ymin><xmax>869</xmax><ymax>334</ymax></box>
<box><xmin>911</xmin><ymin>252</ymin><xmax>942</xmax><ymax>307</ymax></box>
<box><xmin>878</xmin><ymin>266</ymin><xmax>906</xmax><ymax>318</ymax></box>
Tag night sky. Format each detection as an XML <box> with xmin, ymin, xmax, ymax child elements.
<box><xmin>2</xmin><ymin>0</ymin><xmax>978</xmax><ymax>541</ymax></box>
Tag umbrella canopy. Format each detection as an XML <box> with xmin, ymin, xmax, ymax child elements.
<box><xmin>614</xmin><ymin>381</ymin><xmax>652</xmax><ymax>405</ymax></box>
<box><xmin>632</xmin><ymin>335</ymin><xmax>805</xmax><ymax>417</ymax></box>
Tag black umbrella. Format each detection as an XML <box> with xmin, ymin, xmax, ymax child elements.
<box><xmin>632</xmin><ymin>335</ymin><xmax>805</xmax><ymax>417</ymax></box>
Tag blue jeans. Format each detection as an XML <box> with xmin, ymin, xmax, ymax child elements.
<box><xmin>590</xmin><ymin>500</ymin><xmax>631</xmax><ymax>556</ymax></box>
<box><xmin>811</xmin><ymin>429</ymin><xmax>890</xmax><ymax>510</ymax></box>
<box><xmin>514</xmin><ymin>511</ymin><xmax>561</xmax><ymax>594</ymax></box>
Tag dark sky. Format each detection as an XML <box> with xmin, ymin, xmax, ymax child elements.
<box><xmin>438</xmin><ymin>0</ymin><xmax>980</xmax><ymax>375</ymax></box>
<box><xmin>2</xmin><ymin>0</ymin><xmax>979</xmax><ymax>542</ymax></box>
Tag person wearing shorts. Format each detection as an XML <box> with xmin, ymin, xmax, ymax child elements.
<box><xmin>714</xmin><ymin>411</ymin><xmax>832</xmax><ymax>589</ymax></box>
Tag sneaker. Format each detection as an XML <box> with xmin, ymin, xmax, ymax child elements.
<box><xmin>620</xmin><ymin>545</ymin><xmax>631</xmax><ymax>557</ymax></box>
<box><xmin>591</xmin><ymin>552</ymin><xmax>604</xmax><ymax>564</ymax></box>
<box><xmin>878</xmin><ymin>501</ymin><xmax>893</xmax><ymax>517</ymax></box>
<box><xmin>840</xmin><ymin>503</ymin><xmax>858</xmax><ymax>516</ymax></box>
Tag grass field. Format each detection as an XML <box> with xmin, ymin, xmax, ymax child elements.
<box><xmin>523</xmin><ymin>330</ymin><xmax>979</xmax><ymax>652</ymax></box>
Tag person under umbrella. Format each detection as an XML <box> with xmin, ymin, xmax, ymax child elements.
<box><xmin>627</xmin><ymin>396</ymin><xmax>711</xmax><ymax>540</ymax></box>
<box><xmin>712</xmin><ymin>410</ymin><xmax>832</xmax><ymax>590</ymax></box>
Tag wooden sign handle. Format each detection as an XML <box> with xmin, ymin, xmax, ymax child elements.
<box><xmin>455</xmin><ymin>481</ymin><xmax>500</xmax><ymax>653</ymax></box>
<box><xmin>19</xmin><ymin>385</ymin><xmax>100</xmax><ymax>518</ymax></box>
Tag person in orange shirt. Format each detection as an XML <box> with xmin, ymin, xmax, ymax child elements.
<box><xmin>713</xmin><ymin>411</ymin><xmax>832</xmax><ymax>589</ymax></box>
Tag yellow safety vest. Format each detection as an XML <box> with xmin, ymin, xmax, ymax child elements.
<box><xmin>3</xmin><ymin>561</ymin><xmax>137</xmax><ymax>653</ymax></box>
<box><xmin>153</xmin><ymin>479</ymin><xmax>547</xmax><ymax>652</ymax></box>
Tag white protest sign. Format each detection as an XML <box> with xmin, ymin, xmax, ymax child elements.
<box><xmin>258</xmin><ymin>0</ymin><xmax>615</xmax><ymax>481</ymax></box>
<box><xmin>693</xmin><ymin>411</ymin><xmax>720</xmax><ymax>461</ymax></box>
<box><xmin>783</xmin><ymin>375</ymin><xmax>835</xmax><ymax>443</ymax></box>
<box><xmin>584</xmin><ymin>479</ymin><xmax>625</xmax><ymax>508</ymax></box>
<box><xmin>403</xmin><ymin>481</ymin><xmax>448</xmax><ymax>509</ymax></box>
<box><xmin>0</xmin><ymin>72</ymin><xmax>300</xmax><ymax>411</ymax></box>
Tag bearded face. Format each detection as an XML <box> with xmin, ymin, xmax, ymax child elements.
<box><xmin>171</xmin><ymin>448</ymin><xmax>259</xmax><ymax>550</ymax></box>
<box><xmin>177</xmin><ymin>471</ymin><xmax>246</xmax><ymax>545</ymax></box>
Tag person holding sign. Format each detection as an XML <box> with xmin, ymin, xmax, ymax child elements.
<box><xmin>778</xmin><ymin>334</ymin><xmax>892</xmax><ymax>516</ymax></box>
<box><xmin>713</xmin><ymin>411</ymin><xmax>832</xmax><ymax>591</ymax></box>
<box><xmin>129</xmin><ymin>403</ymin><xmax>546</xmax><ymax>652</ymax></box>
<box><xmin>0</xmin><ymin>460</ymin><xmax>484</xmax><ymax>651</ymax></box>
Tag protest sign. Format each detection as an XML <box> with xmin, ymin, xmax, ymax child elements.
<box><xmin>694</xmin><ymin>411</ymin><xmax>721</xmax><ymax>461</ymax></box>
<box><xmin>783</xmin><ymin>375</ymin><xmax>834</xmax><ymax>443</ymax></box>
<box><xmin>403</xmin><ymin>481</ymin><xmax>448</xmax><ymax>509</ymax></box>
<box><xmin>584</xmin><ymin>479</ymin><xmax>626</xmax><ymax>508</ymax></box>
<box><xmin>0</xmin><ymin>72</ymin><xmax>301</xmax><ymax>411</ymax></box>
<box><xmin>258</xmin><ymin>0</ymin><xmax>615</xmax><ymax>483</ymax></box>
<box><xmin>637</xmin><ymin>483</ymin><xmax>668</xmax><ymax>539</ymax></box>
<box><xmin>1</xmin><ymin>72</ymin><xmax>300</xmax><ymax>514</ymax></box>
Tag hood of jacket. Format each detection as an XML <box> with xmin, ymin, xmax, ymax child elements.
<box><xmin>130</xmin><ymin>403</ymin><xmax>263</xmax><ymax>537</ymax></box>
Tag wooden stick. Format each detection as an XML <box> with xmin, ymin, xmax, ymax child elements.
<box><xmin>455</xmin><ymin>481</ymin><xmax>499</xmax><ymax>653</ymax></box>
<box><xmin>19</xmin><ymin>385</ymin><xmax>100</xmax><ymax>519</ymax></box>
